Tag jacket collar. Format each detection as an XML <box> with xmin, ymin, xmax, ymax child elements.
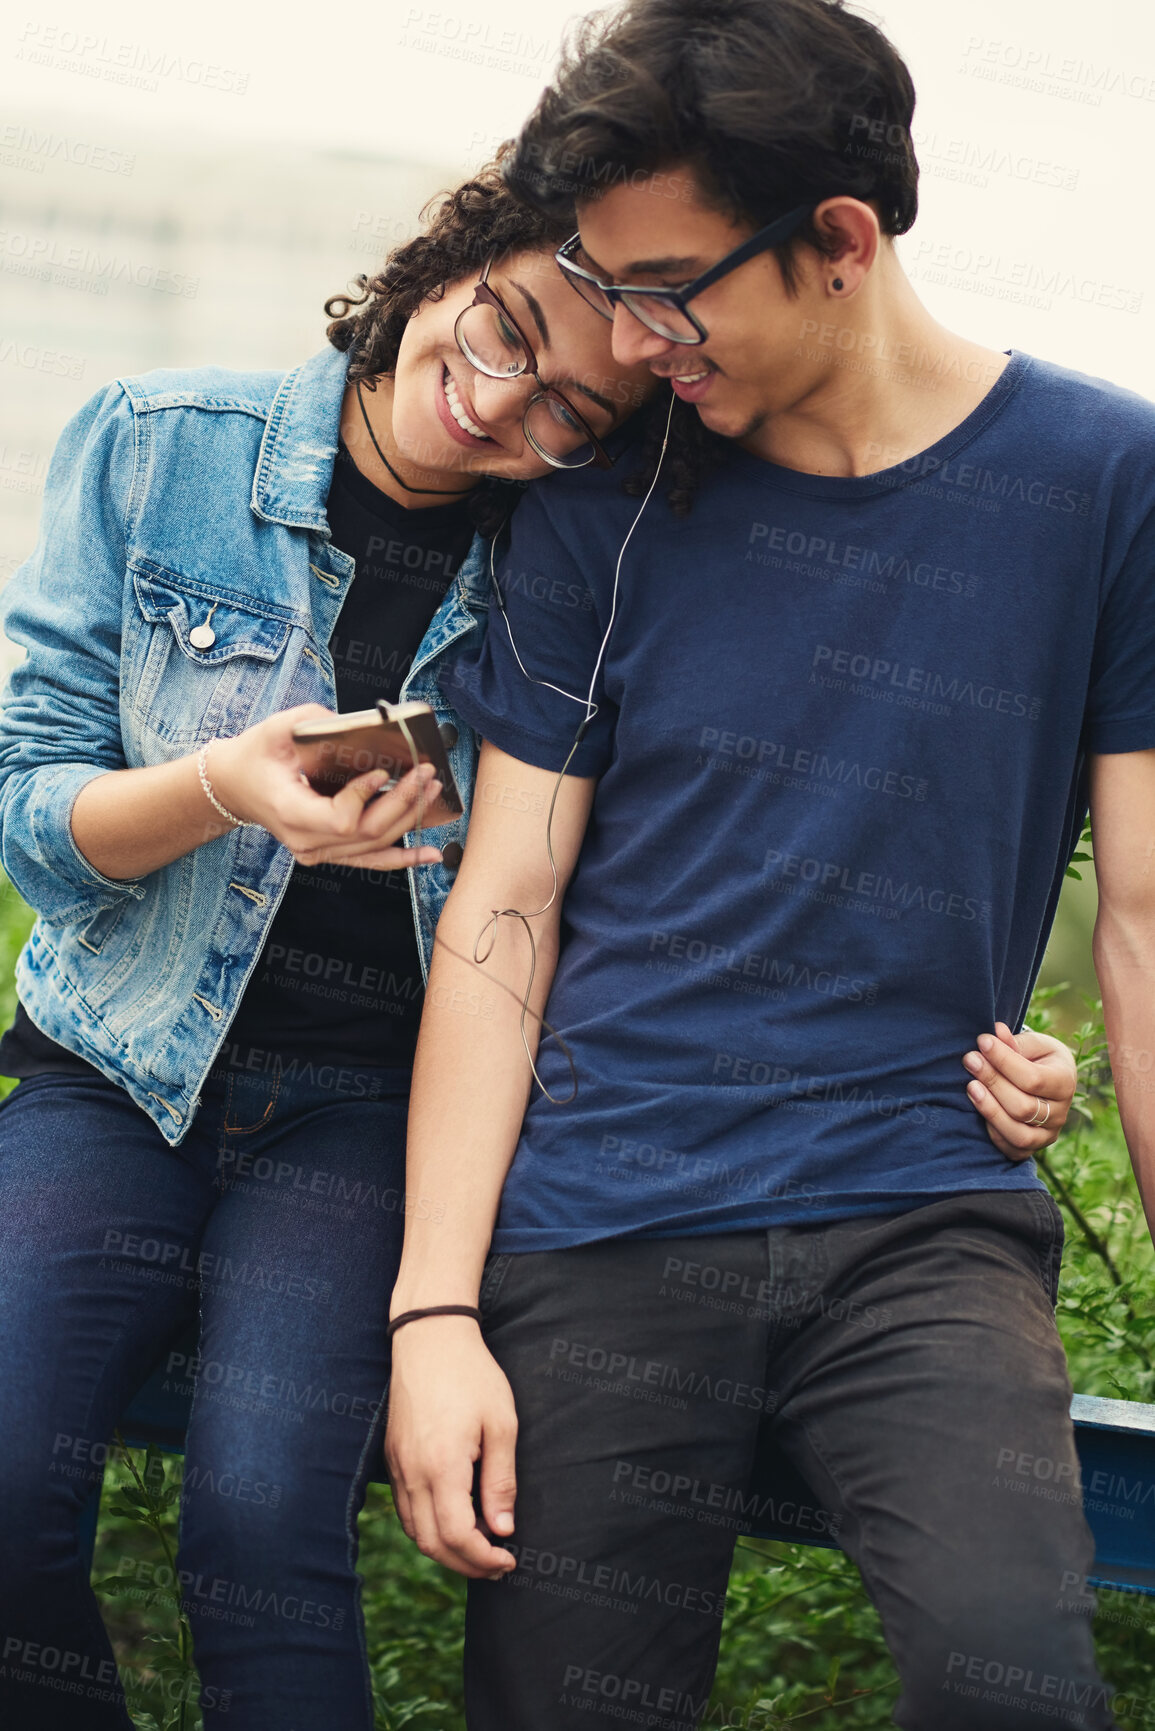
<box><xmin>251</xmin><ymin>346</ymin><xmax>508</xmax><ymax>610</ymax></box>
<box><xmin>251</xmin><ymin>345</ymin><xmax>350</xmax><ymax>531</ymax></box>
<box><xmin>456</xmin><ymin>534</ymin><xmax>492</xmax><ymax>610</ymax></box>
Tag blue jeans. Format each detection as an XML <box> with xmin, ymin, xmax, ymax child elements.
<box><xmin>0</xmin><ymin>1061</ymin><xmax>411</xmax><ymax>1729</ymax></box>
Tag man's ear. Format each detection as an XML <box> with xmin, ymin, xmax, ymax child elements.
<box><xmin>810</xmin><ymin>197</ymin><xmax>881</xmax><ymax>295</ymax></box>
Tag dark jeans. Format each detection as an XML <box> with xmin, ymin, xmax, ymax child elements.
<box><xmin>0</xmin><ymin>1063</ymin><xmax>410</xmax><ymax>1730</ymax></box>
<box><xmin>464</xmin><ymin>1192</ymin><xmax>1118</xmax><ymax>1731</ymax></box>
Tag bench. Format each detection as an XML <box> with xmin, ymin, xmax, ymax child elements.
<box><xmin>748</xmin><ymin>1391</ymin><xmax>1155</xmax><ymax>1597</ymax></box>
<box><xmin>80</xmin><ymin>1327</ymin><xmax>1155</xmax><ymax>1599</ymax></box>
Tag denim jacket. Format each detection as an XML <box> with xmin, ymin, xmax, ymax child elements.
<box><xmin>0</xmin><ymin>344</ymin><xmax>488</xmax><ymax>1144</ymax></box>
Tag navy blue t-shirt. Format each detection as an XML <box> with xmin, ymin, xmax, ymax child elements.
<box><xmin>450</xmin><ymin>351</ymin><xmax>1155</xmax><ymax>1252</ymax></box>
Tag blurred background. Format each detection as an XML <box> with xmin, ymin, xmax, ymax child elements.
<box><xmin>2</xmin><ymin>0</ymin><xmax>1151</xmax><ymax>1022</ymax></box>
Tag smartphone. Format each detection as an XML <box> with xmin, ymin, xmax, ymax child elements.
<box><xmin>291</xmin><ymin>700</ymin><xmax>463</xmax><ymax>821</ymax></box>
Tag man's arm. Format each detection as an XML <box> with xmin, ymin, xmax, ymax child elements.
<box><xmin>1089</xmin><ymin>748</ymin><xmax>1155</xmax><ymax>1239</ymax></box>
<box><xmin>386</xmin><ymin>739</ymin><xmax>596</xmax><ymax>1578</ymax></box>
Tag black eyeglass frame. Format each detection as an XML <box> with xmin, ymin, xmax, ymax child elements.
<box><xmin>452</xmin><ymin>256</ymin><xmax>613</xmax><ymax>470</ymax></box>
<box><xmin>555</xmin><ymin>203</ymin><xmax>816</xmax><ymax>345</ymax></box>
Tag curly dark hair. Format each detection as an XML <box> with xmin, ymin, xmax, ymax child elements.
<box><xmin>324</xmin><ymin>154</ymin><xmax>714</xmax><ymax>529</ymax></box>
<box><xmin>508</xmin><ymin>0</ymin><xmax>920</xmax><ymax>288</ymax></box>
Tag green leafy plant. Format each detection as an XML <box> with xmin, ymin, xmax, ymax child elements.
<box><xmin>91</xmin><ymin>1441</ymin><xmax>200</xmax><ymax>1731</ymax></box>
<box><xmin>1067</xmin><ymin>815</ymin><xmax>1094</xmax><ymax>881</ymax></box>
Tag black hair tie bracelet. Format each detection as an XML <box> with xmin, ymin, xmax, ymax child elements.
<box><xmin>387</xmin><ymin>1305</ymin><xmax>483</xmax><ymax>1341</ymax></box>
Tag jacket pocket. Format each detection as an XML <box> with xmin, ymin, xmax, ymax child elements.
<box><xmin>125</xmin><ymin>563</ymin><xmax>295</xmax><ymax>745</ymax></box>
<box><xmin>76</xmin><ymin>899</ymin><xmax>129</xmax><ymax>955</ymax></box>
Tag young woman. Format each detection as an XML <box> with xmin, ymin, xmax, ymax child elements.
<box><xmin>0</xmin><ymin>161</ymin><xmax>1076</xmax><ymax>1729</ymax></box>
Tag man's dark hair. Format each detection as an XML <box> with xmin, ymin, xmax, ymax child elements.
<box><xmin>508</xmin><ymin>0</ymin><xmax>920</xmax><ymax>287</ymax></box>
<box><xmin>501</xmin><ymin>0</ymin><xmax>921</xmax><ymax>513</ymax></box>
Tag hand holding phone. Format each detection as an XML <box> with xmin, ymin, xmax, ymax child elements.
<box><xmin>194</xmin><ymin>705</ymin><xmax>452</xmax><ymax>872</ymax></box>
<box><xmin>291</xmin><ymin>700</ymin><xmax>463</xmax><ymax>826</ymax></box>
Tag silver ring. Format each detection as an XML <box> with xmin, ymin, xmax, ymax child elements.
<box><xmin>1027</xmin><ymin>1096</ymin><xmax>1051</xmax><ymax>1127</ymax></box>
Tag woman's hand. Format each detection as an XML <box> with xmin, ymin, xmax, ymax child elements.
<box><xmin>962</xmin><ymin>1022</ymin><xmax>1077</xmax><ymax>1159</ymax></box>
<box><xmin>207</xmin><ymin>705</ymin><xmax>445</xmax><ymax>871</ymax></box>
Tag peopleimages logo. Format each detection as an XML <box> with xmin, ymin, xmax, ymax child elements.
<box><xmin>15</xmin><ymin>23</ymin><xmax>249</xmax><ymax>94</ymax></box>
<box><xmin>811</xmin><ymin>644</ymin><xmax>1042</xmax><ymax>721</ymax></box>
<box><xmin>697</xmin><ymin>725</ymin><xmax>927</xmax><ymax>800</ymax></box>
<box><xmin>747</xmin><ymin>522</ymin><xmax>979</xmax><ymax>595</ymax></box>
<box><xmin>0</xmin><ymin>230</ymin><xmax>198</xmax><ymax>297</ymax></box>
<box><xmin>0</xmin><ymin>123</ymin><xmax>135</xmax><ymax>175</ymax></box>
<box><xmin>647</xmin><ymin>931</ymin><xmax>879</xmax><ymax>1005</ymax></box>
<box><xmin>959</xmin><ymin>35</ymin><xmax>1155</xmax><ymax>105</ymax></box>
<box><xmin>864</xmin><ymin>447</ymin><xmax>1092</xmax><ymax>515</ymax></box>
<box><xmin>764</xmin><ymin>848</ymin><xmax>989</xmax><ymax>922</ymax></box>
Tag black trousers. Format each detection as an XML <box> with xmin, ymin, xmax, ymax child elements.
<box><xmin>463</xmin><ymin>1191</ymin><xmax>1118</xmax><ymax>1730</ymax></box>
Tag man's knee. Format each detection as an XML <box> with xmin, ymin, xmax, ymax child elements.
<box><xmin>899</xmin><ymin>1628</ymin><xmax>1114</xmax><ymax>1731</ymax></box>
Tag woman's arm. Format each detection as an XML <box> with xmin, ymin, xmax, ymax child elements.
<box><xmin>71</xmin><ymin>706</ymin><xmax>444</xmax><ymax>880</ymax></box>
<box><xmin>0</xmin><ymin>384</ymin><xmax>144</xmax><ymax>924</ymax></box>
<box><xmin>385</xmin><ymin>740</ymin><xmax>596</xmax><ymax>1579</ymax></box>
<box><xmin>0</xmin><ymin>384</ymin><xmax>443</xmax><ymax>897</ymax></box>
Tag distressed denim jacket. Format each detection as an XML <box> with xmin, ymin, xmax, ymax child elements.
<box><xmin>0</xmin><ymin>344</ymin><xmax>488</xmax><ymax>1144</ymax></box>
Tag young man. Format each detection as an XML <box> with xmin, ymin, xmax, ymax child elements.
<box><xmin>385</xmin><ymin>2</ymin><xmax>1155</xmax><ymax>1725</ymax></box>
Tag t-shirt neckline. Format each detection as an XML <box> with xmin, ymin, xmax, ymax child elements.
<box><xmin>736</xmin><ymin>349</ymin><xmax>1031</xmax><ymax>500</ymax></box>
<box><xmin>332</xmin><ymin>440</ymin><xmax>477</xmax><ymax>530</ymax></box>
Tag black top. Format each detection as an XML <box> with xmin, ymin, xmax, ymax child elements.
<box><xmin>0</xmin><ymin>442</ymin><xmax>476</xmax><ymax>1083</ymax></box>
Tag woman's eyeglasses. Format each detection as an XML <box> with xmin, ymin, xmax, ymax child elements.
<box><xmin>554</xmin><ymin>204</ymin><xmax>814</xmax><ymax>345</ymax></box>
<box><xmin>453</xmin><ymin>258</ymin><xmax>612</xmax><ymax>470</ymax></box>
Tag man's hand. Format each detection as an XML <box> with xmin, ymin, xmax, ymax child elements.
<box><xmin>962</xmin><ymin>1022</ymin><xmax>1077</xmax><ymax>1159</ymax></box>
<box><xmin>385</xmin><ymin>1319</ymin><xmax>519</xmax><ymax>1580</ymax></box>
<box><xmin>382</xmin><ymin>746</ymin><xmax>596</xmax><ymax>1577</ymax></box>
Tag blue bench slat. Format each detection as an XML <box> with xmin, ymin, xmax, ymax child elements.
<box><xmin>1069</xmin><ymin>1393</ymin><xmax>1155</xmax><ymax>1597</ymax></box>
<box><xmin>87</xmin><ymin>1336</ymin><xmax>1155</xmax><ymax>1599</ymax></box>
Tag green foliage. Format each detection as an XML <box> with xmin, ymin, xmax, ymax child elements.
<box><xmin>1029</xmin><ymin>986</ymin><xmax>1155</xmax><ymax>1405</ymax></box>
<box><xmin>90</xmin><ymin>1441</ymin><xmax>201</xmax><ymax>1731</ymax></box>
<box><xmin>1</xmin><ymin>879</ymin><xmax>1152</xmax><ymax>1727</ymax></box>
<box><xmin>1066</xmin><ymin>814</ymin><xmax>1094</xmax><ymax>881</ymax></box>
<box><xmin>0</xmin><ymin>879</ymin><xmax>33</xmax><ymax>1099</ymax></box>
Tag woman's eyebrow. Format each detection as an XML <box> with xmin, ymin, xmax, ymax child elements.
<box><xmin>566</xmin><ymin>377</ymin><xmax>616</xmax><ymax>417</ymax></box>
<box><xmin>508</xmin><ymin>278</ymin><xmax>616</xmax><ymax>418</ymax></box>
<box><xmin>509</xmin><ymin>278</ymin><xmax>551</xmax><ymax>349</ymax></box>
<box><xmin>548</xmin><ymin>367</ymin><xmax>616</xmax><ymax>417</ymax></box>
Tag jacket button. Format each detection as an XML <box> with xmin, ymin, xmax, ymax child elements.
<box><xmin>438</xmin><ymin>723</ymin><xmax>458</xmax><ymax>751</ymax></box>
<box><xmin>440</xmin><ymin>841</ymin><xmax>464</xmax><ymax>871</ymax></box>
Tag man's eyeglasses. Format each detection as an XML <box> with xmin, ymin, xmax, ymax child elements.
<box><xmin>555</xmin><ymin>204</ymin><xmax>814</xmax><ymax>346</ymax></box>
<box><xmin>453</xmin><ymin>257</ymin><xmax>612</xmax><ymax>470</ymax></box>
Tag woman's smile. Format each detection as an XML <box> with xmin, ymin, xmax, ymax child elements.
<box><xmin>435</xmin><ymin>361</ymin><xmax>499</xmax><ymax>450</ymax></box>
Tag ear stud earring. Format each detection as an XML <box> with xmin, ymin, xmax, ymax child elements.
<box><xmin>832</xmin><ymin>277</ymin><xmax>844</xmax><ymax>292</ymax></box>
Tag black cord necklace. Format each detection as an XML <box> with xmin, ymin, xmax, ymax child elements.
<box><xmin>355</xmin><ymin>379</ymin><xmax>474</xmax><ymax>498</ymax></box>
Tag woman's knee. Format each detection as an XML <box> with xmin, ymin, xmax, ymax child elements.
<box><xmin>0</xmin><ymin>1442</ymin><xmax>101</xmax><ymax>1594</ymax></box>
<box><xmin>177</xmin><ymin>1449</ymin><xmax>358</xmax><ymax>1588</ymax></box>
